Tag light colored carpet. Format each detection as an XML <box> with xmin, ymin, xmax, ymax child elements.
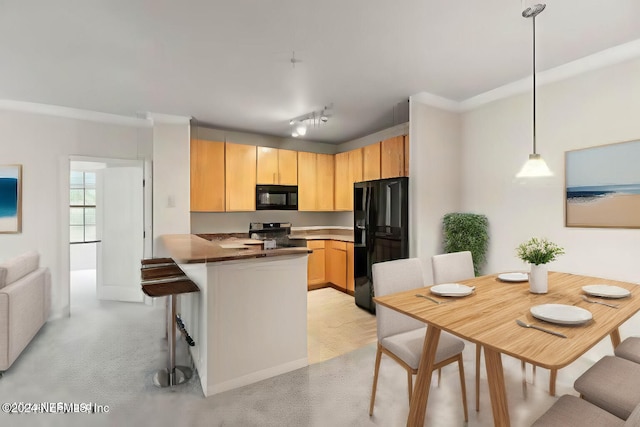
<box><xmin>1</xmin><ymin>270</ymin><xmax>636</xmax><ymax>426</ymax></box>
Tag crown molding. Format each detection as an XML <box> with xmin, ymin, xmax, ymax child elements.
<box><xmin>144</xmin><ymin>112</ymin><xmax>192</xmax><ymax>124</ymax></box>
<box><xmin>0</xmin><ymin>100</ymin><xmax>152</xmax><ymax>127</ymax></box>
<box><xmin>460</xmin><ymin>38</ymin><xmax>640</xmax><ymax>111</ymax></box>
<box><xmin>410</xmin><ymin>92</ymin><xmax>461</xmax><ymax>112</ymax></box>
<box><xmin>412</xmin><ymin>38</ymin><xmax>640</xmax><ymax>113</ymax></box>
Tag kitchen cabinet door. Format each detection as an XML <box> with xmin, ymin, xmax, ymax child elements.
<box><xmin>257</xmin><ymin>147</ymin><xmax>298</xmax><ymax>185</ymax></box>
<box><xmin>349</xmin><ymin>148</ymin><xmax>363</xmax><ymax>185</ymax></box>
<box><xmin>278</xmin><ymin>149</ymin><xmax>298</xmax><ymax>185</ymax></box>
<box><xmin>334</xmin><ymin>152</ymin><xmax>350</xmax><ymax>211</ymax></box>
<box><xmin>363</xmin><ymin>142</ymin><xmax>381</xmax><ymax>181</ymax></box>
<box><xmin>346</xmin><ymin>242</ymin><xmax>354</xmax><ymax>293</ymax></box>
<box><xmin>335</xmin><ymin>148</ymin><xmax>362</xmax><ymax>211</ymax></box>
<box><xmin>316</xmin><ymin>153</ymin><xmax>334</xmax><ymax>211</ymax></box>
<box><xmin>225</xmin><ymin>142</ymin><xmax>256</xmax><ymax>211</ymax></box>
<box><xmin>326</xmin><ymin>240</ymin><xmax>347</xmax><ymax>290</ymax></box>
<box><xmin>256</xmin><ymin>147</ymin><xmax>298</xmax><ymax>185</ymax></box>
<box><xmin>256</xmin><ymin>147</ymin><xmax>279</xmax><ymax>184</ymax></box>
<box><xmin>190</xmin><ymin>139</ymin><xmax>225</xmax><ymax>212</ymax></box>
<box><xmin>307</xmin><ymin>240</ymin><xmax>326</xmax><ymax>287</ymax></box>
<box><xmin>297</xmin><ymin>151</ymin><xmax>317</xmax><ymax>211</ymax></box>
<box><xmin>381</xmin><ymin>135</ymin><xmax>405</xmax><ymax>179</ymax></box>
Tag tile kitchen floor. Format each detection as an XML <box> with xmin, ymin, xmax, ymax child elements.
<box><xmin>307</xmin><ymin>287</ymin><xmax>378</xmax><ymax>364</ymax></box>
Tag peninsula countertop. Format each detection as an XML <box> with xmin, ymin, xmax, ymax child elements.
<box><xmin>160</xmin><ymin>234</ymin><xmax>311</xmax><ymax>264</ymax></box>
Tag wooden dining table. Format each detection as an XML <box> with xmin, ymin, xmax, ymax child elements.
<box><xmin>373</xmin><ymin>271</ymin><xmax>640</xmax><ymax>427</ymax></box>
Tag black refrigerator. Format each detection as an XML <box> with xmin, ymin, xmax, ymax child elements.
<box><xmin>353</xmin><ymin>177</ymin><xmax>409</xmax><ymax>313</ymax></box>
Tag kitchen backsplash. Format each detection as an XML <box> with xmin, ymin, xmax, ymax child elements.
<box><xmin>191</xmin><ymin>211</ymin><xmax>353</xmax><ymax>233</ymax></box>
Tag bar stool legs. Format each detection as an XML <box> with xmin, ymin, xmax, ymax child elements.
<box><xmin>141</xmin><ymin>258</ymin><xmax>200</xmax><ymax>389</ymax></box>
<box><xmin>152</xmin><ymin>294</ymin><xmax>192</xmax><ymax>387</ymax></box>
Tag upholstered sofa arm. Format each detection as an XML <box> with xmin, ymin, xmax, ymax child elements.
<box><xmin>0</xmin><ymin>267</ymin><xmax>51</xmax><ymax>371</ymax></box>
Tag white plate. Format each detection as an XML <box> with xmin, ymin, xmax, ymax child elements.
<box><xmin>530</xmin><ymin>304</ymin><xmax>592</xmax><ymax>325</ymax></box>
<box><xmin>498</xmin><ymin>272</ymin><xmax>529</xmax><ymax>283</ymax></box>
<box><xmin>582</xmin><ymin>285</ymin><xmax>631</xmax><ymax>299</ymax></box>
<box><xmin>430</xmin><ymin>283</ymin><xmax>474</xmax><ymax>297</ymax></box>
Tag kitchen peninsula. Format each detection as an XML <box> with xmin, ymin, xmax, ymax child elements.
<box><xmin>160</xmin><ymin>234</ymin><xmax>311</xmax><ymax>397</ymax></box>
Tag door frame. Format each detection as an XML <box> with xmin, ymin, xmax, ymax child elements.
<box><xmin>61</xmin><ymin>155</ymin><xmax>153</xmax><ymax>315</ymax></box>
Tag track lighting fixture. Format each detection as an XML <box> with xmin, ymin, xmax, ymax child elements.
<box><xmin>289</xmin><ymin>105</ymin><xmax>331</xmax><ymax>138</ymax></box>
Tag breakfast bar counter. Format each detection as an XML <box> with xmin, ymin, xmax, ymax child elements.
<box><xmin>160</xmin><ymin>233</ymin><xmax>311</xmax><ymax>263</ymax></box>
<box><xmin>159</xmin><ymin>234</ymin><xmax>310</xmax><ymax>397</ymax></box>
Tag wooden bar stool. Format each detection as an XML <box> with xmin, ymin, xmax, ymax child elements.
<box><xmin>141</xmin><ymin>259</ymin><xmax>200</xmax><ymax>387</ymax></box>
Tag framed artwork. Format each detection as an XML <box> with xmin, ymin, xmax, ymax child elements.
<box><xmin>0</xmin><ymin>164</ymin><xmax>22</xmax><ymax>233</ymax></box>
<box><xmin>565</xmin><ymin>140</ymin><xmax>640</xmax><ymax>228</ymax></box>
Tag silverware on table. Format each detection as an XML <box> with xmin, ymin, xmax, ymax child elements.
<box><xmin>415</xmin><ymin>294</ymin><xmax>450</xmax><ymax>304</ymax></box>
<box><xmin>515</xmin><ymin>319</ymin><xmax>567</xmax><ymax>338</ymax></box>
<box><xmin>581</xmin><ymin>295</ymin><xmax>619</xmax><ymax>309</ymax></box>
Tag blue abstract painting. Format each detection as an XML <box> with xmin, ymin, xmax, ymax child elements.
<box><xmin>0</xmin><ymin>165</ymin><xmax>21</xmax><ymax>233</ymax></box>
<box><xmin>566</xmin><ymin>140</ymin><xmax>640</xmax><ymax>228</ymax></box>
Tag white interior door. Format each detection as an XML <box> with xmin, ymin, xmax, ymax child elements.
<box><xmin>96</xmin><ymin>161</ymin><xmax>144</xmax><ymax>302</ymax></box>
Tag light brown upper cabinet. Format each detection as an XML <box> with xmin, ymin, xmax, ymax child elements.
<box><xmin>297</xmin><ymin>151</ymin><xmax>317</xmax><ymax>211</ymax></box>
<box><xmin>316</xmin><ymin>154</ymin><xmax>335</xmax><ymax>211</ymax></box>
<box><xmin>334</xmin><ymin>152</ymin><xmax>349</xmax><ymax>211</ymax></box>
<box><xmin>225</xmin><ymin>142</ymin><xmax>256</xmax><ymax>211</ymax></box>
<box><xmin>403</xmin><ymin>134</ymin><xmax>410</xmax><ymax>177</ymax></box>
<box><xmin>363</xmin><ymin>142</ymin><xmax>381</xmax><ymax>181</ymax></box>
<box><xmin>298</xmin><ymin>152</ymin><xmax>334</xmax><ymax>211</ymax></box>
<box><xmin>335</xmin><ymin>148</ymin><xmax>363</xmax><ymax>211</ymax></box>
<box><xmin>256</xmin><ymin>147</ymin><xmax>297</xmax><ymax>185</ymax></box>
<box><xmin>381</xmin><ymin>136</ymin><xmax>405</xmax><ymax>179</ymax></box>
<box><xmin>190</xmin><ymin>139</ymin><xmax>225</xmax><ymax>212</ymax></box>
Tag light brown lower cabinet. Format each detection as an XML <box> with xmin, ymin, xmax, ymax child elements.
<box><xmin>307</xmin><ymin>240</ymin><xmax>326</xmax><ymax>287</ymax></box>
<box><xmin>346</xmin><ymin>242</ymin><xmax>354</xmax><ymax>292</ymax></box>
<box><xmin>306</xmin><ymin>239</ymin><xmax>354</xmax><ymax>295</ymax></box>
<box><xmin>326</xmin><ymin>240</ymin><xmax>347</xmax><ymax>290</ymax></box>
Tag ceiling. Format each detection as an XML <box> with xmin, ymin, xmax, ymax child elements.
<box><xmin>1</xmin><ymin>1</ymin><xmax>639</xmax><ymax>144</ymax></box>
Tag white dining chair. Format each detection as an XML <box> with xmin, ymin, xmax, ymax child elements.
<box><xmin>369</xmin><ymin>258</ymin><xmax>468</xmax><ymax>422</ymax></box>
<box><xmin>431</xmin><ymin>251</ymin><xmax>481</xmax><ymax>410</ymax></box>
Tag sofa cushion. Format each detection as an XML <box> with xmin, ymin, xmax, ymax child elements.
<box><xmin>0</xmin><ymin>251</ymin><xmax>40</xmax><ymax>289</ymax></box>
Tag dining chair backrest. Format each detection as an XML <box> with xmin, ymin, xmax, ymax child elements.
<box><xmin>372</xmin><ymin>258</ymin><xmax>427</xmax><ymax>341</ymax></box>
<box><xmin>431</xmin><ymin>251</ymin><xmax>475</xmax><ymax>284</ymax></box>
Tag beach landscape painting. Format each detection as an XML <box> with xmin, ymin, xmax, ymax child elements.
<box><xmin>0</xmin><ymin>164</ymin><xmax>22</xmax><ymax>233</ymax></box>
<box><xmin>566</xmin><ymin>140</ymin><xmax>640</xmax><ymax>228</ymax></box>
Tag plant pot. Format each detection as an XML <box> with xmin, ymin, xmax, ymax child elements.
<box><xmin>529</xmin><ymin>264</ymin><xmax>548</xmax><ymax>294</ymax></box>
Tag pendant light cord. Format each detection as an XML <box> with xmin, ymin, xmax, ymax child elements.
<box><xmin>532</xmin><ymin>15</ymin><xmax>537</xmax><ymax>155</ymax></box>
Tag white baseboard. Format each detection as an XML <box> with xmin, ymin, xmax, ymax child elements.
<box><xmin>204</xmin><ymin>357</ymin><xmax>309</xmax><ymax>397</ymax></box>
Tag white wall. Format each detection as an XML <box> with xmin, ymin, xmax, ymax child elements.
<box><xmin>0</xmin><ymin>109</ymin><xmax>152</xmax><ymax>318</ymax></box>
<box><xmin>409</xmin><ymin>100</ymin><xmax>462</xmax><ymax>281</ymax></box>
<box><xmin>460</xmin><ymin>58</ymin><xmax>640</xmax><ymax>283</ymax></box>
<box><xmin>152</xmin><ymin>121</ymin><xmax>191</xmax><ymax>256</ymax></box>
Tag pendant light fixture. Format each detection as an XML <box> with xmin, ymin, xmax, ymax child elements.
<box><xmin>516</xmin><ymin>3</ymin><xmax>553</xmax><ymax>178</ymax></box>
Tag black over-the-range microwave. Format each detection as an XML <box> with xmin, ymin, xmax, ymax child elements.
<box><xmin>256</xmin><ymin>185</ymin><xmax>298</xmax><ymax>210</ymax></box>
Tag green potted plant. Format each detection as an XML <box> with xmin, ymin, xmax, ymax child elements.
<box><xmin>442</xmin><ymin>213</ymin><xmax>489</xmax><ymax>276</ymax></box>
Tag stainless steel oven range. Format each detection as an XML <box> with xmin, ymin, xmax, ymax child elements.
<box><xmin>248</xmin><ymin>222</ymin><xmax>306</xmax><ymax>248</ymax></box>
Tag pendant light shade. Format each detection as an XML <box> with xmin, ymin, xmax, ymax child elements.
<box><xmin>516</xmin><ymin>153</ymin><xmax>553</xmax><ymax>178</ymax></box>
<box><xmin>517</xmin><ymin>3</ymin><xmax>553</xmax><ymax>178</ymax></box>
